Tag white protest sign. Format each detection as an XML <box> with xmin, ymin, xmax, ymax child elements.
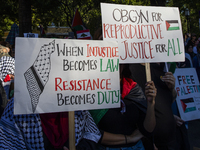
<box><xmin>14</xmin><ymin>38</ymin><xmax>120</xmax><ymax>114</ymax></box>
<box><xmin>174</xmin><ymin>68</ymin><xmax>200</xmax><ymax>121</ymax></box>
<box><xmin>101</xmin><ymin>3</ymin><xmax>185</xmax><ymax>63</ymax></box>
<box><xmin>24</xmin><ymin>33</ymin><xmax>39</xmax><ymax>38</ymax></box>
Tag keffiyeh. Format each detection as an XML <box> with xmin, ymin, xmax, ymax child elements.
<box><xmin>0</xmin><ymin>98</ymin><xmax>101</xmax><ymax>149</ymax></box>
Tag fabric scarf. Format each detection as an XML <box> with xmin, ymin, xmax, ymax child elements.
<box><xmin>90</xmin><ymin>77</ymin><xmax>137</xmax><ymax>125</ymax></box>
<box><xmin>0</xmin><ymin>56</ymin><xmax>15</xmax><ymax>81</ymax></box>
<box><xmin>40</xmin><ymin>112</ymin><xmax>69</xmax><ymax>149</ymax></box>
<box><xmin>0</xmin><ymin>98</ymin><xmax>101</xmax><ymax>150</ymax></box>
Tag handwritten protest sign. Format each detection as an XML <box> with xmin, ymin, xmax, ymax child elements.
<box><xmin>101</xmin><ymin>3</ymin><xmax>185</xmax><ymax>63</ymax></box>
<box><xmin>174</xmin><ymin>68</ymin><xmax>200</xmax><ymax>121</ymax></box>
<box><xmin>14</xmin><ymin>38</ymin><xmax>120</xmax><ymax>114</ymax></box>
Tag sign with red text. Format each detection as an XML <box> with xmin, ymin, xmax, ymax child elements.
<box><xmin>174</xmin><ymin>68</ymin><xmax>200</xmax><ymax>121</ymax></box>
<box><xmin>14</xmin><ymin>38</ymin><xmax>120</xmax><ymax>114</ymax></box>
<box><xmin>101</xmin><ymin>3</ymin><xmax>185</xmax><ymax>63</ymax></box>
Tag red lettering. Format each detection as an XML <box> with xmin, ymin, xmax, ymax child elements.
<box><xmin>63</xmin><ymin>81</ymin><xmax>68</xmax><ymax>90</ymax></box>
<box><xmin>176</xmin><ymin>87</ymin><xmax>180</xmax><ymax>96</ymax></box>
<box><xmin>100</xmin><ymin>79</ymin><xmax>105</xmax><ymax>89</ymax></box>
<box><xmin>93</xmin><ymin>78</ymin><xmax>99</xmax><ymax>90</ymax></box>
<box><xmin>103</xmin><ymin>24</ymin><xmax>111</xmax><ymax>38</ymax></box>
<box><xmin>55</xmin><ymin>77</ymin><xmax>62</xmax><ymax>91</ymax></box>
<box><xmin>77</xmin><ymin>80</ymin><xmax>82</xmax><ymax>91</ymax></box>
<box><xmin>86</xmin><ymin>79</ymin><xmax>92</xmax><ymax>91</ymax></box>
<box><xmin>186</xmin><ymin>86</ymin><xmax>191</xmax><ymax>94</ymax></box>
<box><xmin>182</xmin><ymin>76</ymin><xmax>186</xmax><ymax>84</ymax></box>
<box><xmin>69</xmin><ymin>80</ymin><xmax>74</xmax><ymax>90</ymax></box>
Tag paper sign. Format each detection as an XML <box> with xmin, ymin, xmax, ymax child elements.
<box><xmin>174</xmin><ymin>68</ymin><xmax>200</xmax><ymax>121</ymax></box>
<box><xmin>24</xmin><ymin>33</ymin><xmax>38</xmax><ymax>38</ymax></box>
<box><xmin>14</xmin><ymin>38</ymin><xmax>120</xmax><ymax>114</ymax></box>
<box><xmin>101</xmin><ymin>3</ymin><xmax>185</xmax><ymax>63</ymax></box>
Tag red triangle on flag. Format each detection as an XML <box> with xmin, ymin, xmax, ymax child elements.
<box><xmin>181</xmin><ymin>100</ymin><xmax>187</xmax><ymax>112</ymax></box>
<box><xmin>72</xmin><ymin>8</ymin><xmax>83</xmax><ymax>27</ymax></box>
<box><xmin>166</xmin><ymin>21</ymin><xmax>170</xmax><ymax>30</ymax></box>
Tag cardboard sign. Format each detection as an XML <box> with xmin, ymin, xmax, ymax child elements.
<box><xmin>174</xmin><ymin>68</ymin><xmax>200</xmax><ymax>121</ymax></box>
<box><xmin>24</xmin><ymin>33</ymin><xmax>38</xmax><ymax>38</ymax></box>
<box><xmin>14</xmin><ymin>38</ymin><xmax>120</xmax><ymax>114</ymax></box>
<box><xmin>101</xmin><ymin>3</ymin><xmax>185</xmax><ymax>63</ymax></box>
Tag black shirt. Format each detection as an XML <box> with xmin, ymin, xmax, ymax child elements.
<box><xmin>130</xmin><ymin>63</ymin><xmax>176</xmax><ymax>147</ymax></box>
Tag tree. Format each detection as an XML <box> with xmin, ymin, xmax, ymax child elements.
<box><xmin>19</xmin><ymin>0</ymin><xmax>32</xmax><ymax>37</ymax></box>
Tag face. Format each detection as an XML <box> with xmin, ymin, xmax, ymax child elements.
<box><xmin>188</xmin><ymin>46</ymin><xmax>193</xmax><ymax>53</ymax></box>
<box><xmin>192</xmin><ymin>36</ymin><xmax>196</xmax><ymax>41</ymax></box>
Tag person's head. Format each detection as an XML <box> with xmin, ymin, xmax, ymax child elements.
<box><xmin>0</xmin><ymin>41</ymin><xmax>11</xmax><ymax>52</ymax></box>
<box><xmin>0</xmin><ymin>45</ymin><xmax>8</xmax><ymax>53</ymax></box>
<box><xmin>186</xmin><ymin>44</ymin><xmax>193</xmax><ymax>53</ymax></box>
<box><xmin>191</xmin><ymin>33</ymin><xmax>197</xmax><ymax>41</ymax></box>
<box><xmin>93</xmin><ymin>27</ymin><xmax>102</xmax><ymax>40</ymax></box>
<box><xmin>120</xmin><ymin>64</ymin><xmax>131</xmax><ymax>79</ymax></box>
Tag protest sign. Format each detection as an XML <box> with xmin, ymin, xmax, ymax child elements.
<box><xmin>101</xmin><ymin>3</ymin><xmax>185</xmax><ymax>63</ymax></box>
<box><xmin>14</xmin><ymin>38</ymin><xmax>120</xmax><ymax>114</ymax></box>
<box><xmin>174</xmin><ymin>68</ymin><xmax>200</xmax><ymax>121</ymax></box>
<box><xmin>24</xmin><ymin>33</ymin><xmax>38</xmax><ymax>38</ymax></box>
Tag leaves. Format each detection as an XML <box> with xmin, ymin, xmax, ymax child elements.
<box><xmin>0</xmin><ymin>0</ymin><xmax>200</xmax><ymax>40</ymax></box>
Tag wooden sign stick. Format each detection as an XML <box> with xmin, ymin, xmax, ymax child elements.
<box><xmin>69</xmin><ymin>111</ymin><xmax>76</xmax><ymax>150</ymax></box>
<box><xmin>145</xmin><ymin>63</ymin><xmax>151</xmax><ymax>82</ymax></box>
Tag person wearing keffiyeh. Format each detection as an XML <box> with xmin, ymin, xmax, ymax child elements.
<box><xmin>0</xmin><ymin>98</ymin><xmax>101</xmax><ymax>150</ymax></box>
<box><xmin>0</xmin><ymin>44</ymin><xmax>15</xmax><ymax>99</ymax></box>
<box><xmin>89</xmin><ymin>64</ymin><xmax>157</xmax><ymax>150</ymax></box>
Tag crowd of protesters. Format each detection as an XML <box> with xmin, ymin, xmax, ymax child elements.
<box><xmin>0</xmin><ymin>29</ymin><xmax>199</xmax><ymax>150</ymax></box>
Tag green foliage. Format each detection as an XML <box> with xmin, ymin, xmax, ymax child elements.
<box><xmin>0</xmin><ymin>0</ymin><xmax>199</xmax><ymax>40</ymax></box>
<box><xmin>169</xmin><ymin>0</ymin><xmax>200</xmax><ymax>35</ymax></box>
<box><xmin>0</xmin><ymin>0</ymin><xmax>18</xmax><ymax>40</ymax></box>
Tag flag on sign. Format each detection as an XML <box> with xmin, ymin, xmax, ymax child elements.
<box><xmin>166</xmin><ymin>20</ymin><xmax>180</xmax><ymax>31</ymax></box>
<box><xmin>76</xmin><ymin>29</ymin><xmax>91</xmax><ymax>39</ymax></box>
<box><xmin>181</xmin><ymin>98</ymin><xmax>196</xmax><ymax>113</ymax></box>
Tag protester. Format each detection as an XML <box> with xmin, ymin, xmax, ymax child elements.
<box><xmin>0</xmin><ymin>79</ymin><xmax>8</xmax><ymax>117</ymax></box>
<box><xmin>177</xmin><ymin>44</ymin><xmax>194</xmax><ymax>68</ymax></box>
<box><xmin>0</xmin><ymin>98</ymin><xmax>101</xmax><ymax>150</ymax></box>
<box><xmin>193</xmin><ymin>39</ymin><xmax>199</xmax><ymax>54</ymax></box>
<box><xmin>185</xmin><ymin>45</ymin><xmax>195</xmax><ymax>60</ymax></box>
<box><xmin>0</xmin><ymin>44</ymin><xmax>15</xmax><ymax>99</ymax></box>
<box><xmin>90</xmin><ymin>64</ymin><xmax>156</xmax><ymax>150</ymax></box>
<box><xmin>129</xmin><ymin>63</ymin><xmax>177</xmax><ymax>150</ymax></box>
<box><xmin>187</xmin><ymin>33</ymin><xmax>197</xmax><ymax>47</ymax></box>
<box><xmin>184</xmin><ymin>33</ymin><xmax>190</xmax><ymax>46</ymax></box>
<box><xmin>192</xmin><ymin>44</ymin><xmax>200</xmax><ymax>81</ymax></box>
<box><xmin>167</xmin><ymin>63</ymin><xmax>191</xmax><ymax>150</ymax></box>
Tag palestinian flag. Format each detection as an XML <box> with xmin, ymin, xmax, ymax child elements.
<box><xmin>76</xmin><ymin>29</ymin><xmax>91</xmax><ymax>39</ymax></box>
<box><xmin>181</xmin><ymin>98</ymin><xmax>196</xmax><ymax>113</ymax></box>
<box><xmin>166</xmin><ymin>20</ymin><xmax>180</xmax><ymax>31</ymax></box>
<box><xmin>72</xmin><ymin>8</ymin><xmax>86</xmax><ymax>31</ymax></box>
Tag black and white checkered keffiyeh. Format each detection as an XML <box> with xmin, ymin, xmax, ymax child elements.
<box><xmin>0</xmin><ymin>56</ymin><xmax>15</xmax><ymax>81</ymax></box>
<box><xmin>24</xmin><ymin>40</ymin><xmax>55</xmax><ymax>113</ymax></box>
<box><xmin>0</xmin><ymin>98</ymin><xmax>101</xmax><ymax>150</ymax></box>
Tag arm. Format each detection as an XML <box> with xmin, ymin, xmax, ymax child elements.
<box><xmin>143</xmin><ymin>81</ymin><xmax>156</xmax><ymax>133</ymax></box>
<box><xmin>101</xmin><ymin>129</ymin><xmax>143</xmax><ymax>145</ymax></box>
<box><xmin>161</xmin><ymin>72</ymin><xmax>177</xmax><ymax>102</ymax></box>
